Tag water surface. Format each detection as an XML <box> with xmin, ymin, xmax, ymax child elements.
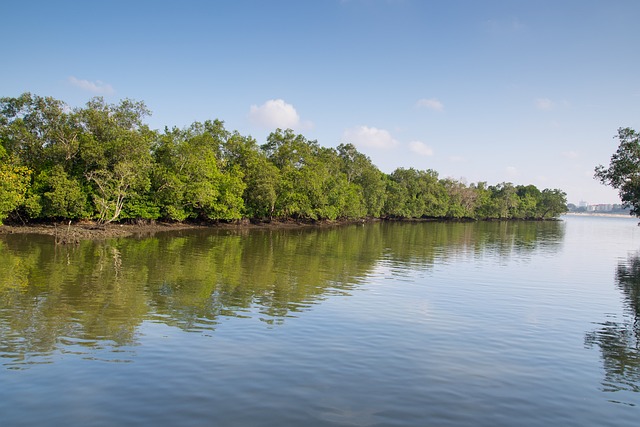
<box><xmin>0</xmin><ymin>216</ymin><xmax>639</xmax><ymax>426</ymax></box>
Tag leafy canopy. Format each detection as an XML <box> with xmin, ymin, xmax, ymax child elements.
<box><xmin>595</xmin><ymin>128</ymin><xmax>640</xmax><ymax>217</ymax></box>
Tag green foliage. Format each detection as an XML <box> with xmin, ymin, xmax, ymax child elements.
<box><xmin>491</xmin><ymin>182</ymin><xmax>519</xmax><ymax>219</ymax></box>
<box><xmin>595</xmin><ymin>128</ymin><xmax>640</xmax><ymax>217</ymax></box>
<box><xmin>0</xmin><ymin>156</ymin><xmax>31</xmax><ymax>224</ymax></box>
<box><xmin>516</xmin><ymin>185</ymin><xmax>541</xmax><ymax>219</ymax></box>
<box><xmin>244</xmin><ymin>155</ymin><xmax>279</xmax><ymax>218</ymax></box>
<box><xmin>338</xmin><ymin>143</ymin><xmax>386</xmax><ymax>217</ymax></box>
<box><xmin>152</xmin><ymin>121</ymin><xmax>246</xmax><ymax>221</ymax></box>
<box><xmin>221</xmin><ymin>132</ymin><xmax>279</xmax><ymax>218</ymax></box>
<box><xmin>78</xmin><ymin>97</ymin><xmax>155</xmax><ymax>223</ymax></box>
<box><xmin>384</xmin><ymin>168</ymin><xmax>448</xmax><ymax>218</ymax></box>
<box><xmin>0</xmin><ymin>93</ymin><xmax>80</xmax><ymax>170</ymax></box>
<box><xmin>263</xmin><ymin>129</ymin><xmax>321</xmax><ymax>219</ymax></box>
<box><xmin>32</xmin><ymin>165</ymin><xmax>89</xmax><ymax>219</ymax></box>
<box><xmin>383</xmin><ymin>177</ymin><xmax>409</xmax><ymax>218</ymax></box>
<box><xmin>538</xmin><ymin>189</ymin><xmax>568</xmax><ymax>219</ymax></box>
<box><xmin>442</xmin><ymin>178</ymin><xmax>476</xmax><ymax>219</ymax></box>
<box><xmin>470</xmin><ymin>182</ymin><xmax>493</xmax><ymax>219</ymax></box>
<box><xmin>120</xmin><ymin>193</ymin><xmax>161</xmax><ymax>221</ymax></box>
<box><xmin>0</xmin><ymin>92</ymin><xmax>568</xmax><ymax>224</ymax></box>
<box><xmin>211</xmin><ymin>165</ymin><xmax>245</xmax><ymax>220</ymax></box>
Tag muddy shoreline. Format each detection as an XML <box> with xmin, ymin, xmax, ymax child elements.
<box><xmin>0</xmin><ymin>216</ymin><xmax>570</xmax><ymax>243</ymax></box>
<box><xmin>0</xmin><ymin>219</ymin><xmax>372</xmax><ymax>243</ymax></box>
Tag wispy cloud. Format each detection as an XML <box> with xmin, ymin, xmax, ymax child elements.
<box><xmin>408</xmin><ymin>140</ymin><xmax>434</xmax><ymax>156</ymax></box>
<box><xmin>249</xmin><ymin>99</ymin><xmax>311</xmax><ymax>130</ymax></box>
<box><xmin>506</xmin><ymin>166</ymin><xmax>519</xmax><ymax>178</ymax></box>
<box><xmin>534</xmin><ymin>98</ymin><xmax>554</xmax><ymax>110</ymax></box>
<box><xmin>342</xmin><ymin>126</ymin><xmax>398</xmax><ymax>149</ymax></box>
<box><xmin>563</xmin><ymin>150</ymin><xmax>579</xmax><ymax>159</ymax></box>
<box><xmin>485</xmin><ymin>18</ymin><xmax>525</xmax><ymax>35</ymax></box>
<box><xmin>416</xmin><ymin>98</ymin><xmax>444</xmax><ymax>111</ymax></box>
<box><xmin>68</xmin><ymin>76</ymin><xmax>115</xmax><ymax>95</ymax></box>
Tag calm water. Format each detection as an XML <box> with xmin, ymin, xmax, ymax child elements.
<box><xmin>1</xmin><ymin>215</ymin><xmax>639</xmax><ymax>426</ymax></box>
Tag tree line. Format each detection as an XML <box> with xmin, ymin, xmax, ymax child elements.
<box><xmin>0</xmin><ymin>93</ymin><xmax>568</xmax><ymax>225</ymax></box>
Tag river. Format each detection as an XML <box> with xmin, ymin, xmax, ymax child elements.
<box><xmin>0</xmin><ymin>215</ymin><xmax>638</xmax><ymax>426</ymax></box>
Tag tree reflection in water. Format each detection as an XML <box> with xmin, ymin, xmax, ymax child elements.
<box><xmin>0</xmin><ymin>221</ymin><xmax>564</xmax><ymax>368</ymax></box>
<box><xmin>585</xmin><ymin>253</ymin><xmax>640</xmax><ymax>401</ymax></box>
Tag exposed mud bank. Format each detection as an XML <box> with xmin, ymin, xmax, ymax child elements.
<box><xmin>0</xmin><ymin>218</ymin><xmax>374</xmax><ymax>242</ymax></box>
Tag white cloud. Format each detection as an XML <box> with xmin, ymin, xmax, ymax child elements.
<box><xmin>534</xmin><ymin>98</ymin><xmax>553</xmax><ymax>110</ymax></box>
<box><xmin>506</xmin><ymin>166</ymin><xmax>519</xmax><ymax>177</ymax></box>
<box><xmin>249</xmin><ymin>99</ymin><xmax>304</xmax><ymax>129</ymax></box>
<box><xmin>342</xmin><ymin>126</ymin><xmax>399</xmax><ymax>149</ymax></box>
<box><xmin>68</xmin><ymin>76</ymin><xmax>115</xmax><ymax>95</ymax></box>
<box><xmin>408</xmin><ymin>140</ymin><xmax>434</xmax><ymax>156</ymax></box>
<box><xmin>563</xmin><ymin>150</ymin><xmax>579</xmax><ymax>159</ymax></box>
<box><xmin>416</xmin><ymin>98</ymin><xmax>444</xmax><ymax>111</ymax></box>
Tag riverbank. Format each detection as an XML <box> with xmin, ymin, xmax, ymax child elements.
<box><xmin>0</xmin><ymin>219</ymin><xmax>373</xmax><ymax>243</ymax></box>
<box><xmin>0</xmin><ymin>216</ymin><xmax>574</xmax><ymax>242</ymax></box>
<box><xmin>0</xmin><ymin>221</ymin><xmax>201</xmax><ymax>243</ymax></box>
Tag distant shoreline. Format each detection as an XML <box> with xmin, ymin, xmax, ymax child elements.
<box><xmin>564</xmin><ymin>212</ymin><xmax>634</xmax><ymax>218</ymax></box>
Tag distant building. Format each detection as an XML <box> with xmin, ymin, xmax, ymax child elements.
<box><xmin>569</xmin><ymin>203</ymin><xmax>630</xmax><ymax>214</ymax></box>
<box><xmin>588</xmin><ymin>204</ymin><xmax>613</xmax><ymax>212</ymax></box>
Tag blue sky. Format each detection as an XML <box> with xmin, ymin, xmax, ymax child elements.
<box><xmin>4</xmin><ymin>0</ymin><xmax>640</xmax><ymax>204</ymax></box>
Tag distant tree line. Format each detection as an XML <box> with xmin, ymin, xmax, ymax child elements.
<box><xmin>0</xmin><ymin>93</ymin><xmax>568</xmax><ymax>225</ymax></box>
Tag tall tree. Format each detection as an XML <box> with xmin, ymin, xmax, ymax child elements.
<box><xmin>78</xmin><ymin>97</ymin><xmax>156</xmax><ymax>223</ymax></box>
<box><xmin>537</xmin><ymin>189</ymin><xmax>568</xmax><ymax>219</ymax></box>
<box><xmin>337</xmin><ymin>143</ymin><xmax>386</xmax><ymax>217</ymax></box>
<box><xmin>152</xmin><ymin>121</ymin><xmax>245</xmax><ymax>221</ymax></box>
<box><xmin>595</xmin><ymin>127</ymin><xmax>640</xmax><ymax>217</ymax></box>
<box><xmin>385</xmin><ymin>168</ymin><xmax>447</xmax><ymax>218</ymax></box>
<box><xmin>222</xmin><ymin>131</ymin><xmax>278</xmax><ymax>219</ymax></box>
<box><xmin>441</xmin><ymin>178</ymin><xmax>477</xmax><ymax>219</ymax></box>
<box><xmin>262</xmin><ymin>129</ymin><xmax>319</xmax><ymax>219</ymax></box>
<box><xmin>0</xmin><ymin>93</ymin><xmax>81</xmax><ymax>171</ymax></box>
<box><xmin>490</xmin><ymin>182</ymin><xmax>520</xmax><ymax>219</ymax></box>
<box><xmin>471</xmin><ymin>182</ymin><xmax>496</xmax><ymax>219</ymax></box>
<box><xmin>516</xmin><ymin>185</ymin><xmax>542</xmax><ymax>219</ymax></box>
<box><xmin>0</xmin><ymin>93</ymin><xmax>89</xmax><ymax>219</ymax></box>
<box><xmin>30</xmin><ymin>165</ymin><xmax>89</xmax><ymax>219</ymax></box>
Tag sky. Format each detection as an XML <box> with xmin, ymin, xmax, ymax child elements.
<box><xmin>3</xmin><ymin>0</ymin><xmax>640</xmax><ymax>205</ymax></box>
